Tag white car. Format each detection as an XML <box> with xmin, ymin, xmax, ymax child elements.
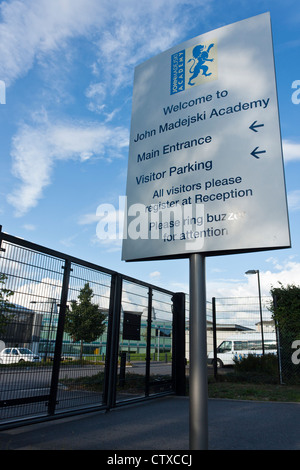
<box><xmin>0</xmin><ymin>347</ymin><xmax>41</xmax><ymax>364</ymax></box>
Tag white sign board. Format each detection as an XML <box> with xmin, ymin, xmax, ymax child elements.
<box><xmin>122</xmin><ymin>13</ymin><xmax>291</xmax><ymax>261</ymax></box>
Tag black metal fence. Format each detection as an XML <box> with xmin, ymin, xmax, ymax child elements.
<box><xmin>1</xmin><ymin>227</ymin><xmax>298</xmax><ymax>428</ymax></box>
<box><xmin>0</xmin><ymin>228</ymin><xmax>186</xmax><ymax>428</ymax></box>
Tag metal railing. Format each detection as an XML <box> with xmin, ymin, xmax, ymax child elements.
<box><xmin>209</xmin><ymin>295</ymin><xmax>300</xmax><ymax>384</ymax></box>
<box><xmin>0</xmin><ymin>227</ymin><xmax>186</xmax><ymax>428</ymax></box>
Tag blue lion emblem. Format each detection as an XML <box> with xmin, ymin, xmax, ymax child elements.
<box><xmin>188</xmin><ymin>43</ymin><xmax>214</xmax><ymax>86</ymax></box>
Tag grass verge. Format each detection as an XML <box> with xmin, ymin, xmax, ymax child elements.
<box><xmin>208</xmin><ymin>377</ymin><xmax>300</xmax><ymax>402</ymax></box>
<box><xmin>60</xmin><ymin>369</ymin><xmax>300</xmax><ymax>402</ymax></box>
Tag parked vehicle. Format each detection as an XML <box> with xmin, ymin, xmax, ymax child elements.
<box><xmin>207</xmin><ymin>332</ymin><xmax>277</xmax><ymax>368</ymax></box>
<box><xmin>0</xmin><ymin>347</ymin><xmax>41</xmax><ymax>364</ymax></box>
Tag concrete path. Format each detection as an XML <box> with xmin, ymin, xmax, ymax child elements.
<box><xmin>0</xmin><ymin>396</ymin><xmax>299</xmax><ymax>450</ymax></box>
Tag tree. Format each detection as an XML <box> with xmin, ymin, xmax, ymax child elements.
<box><xmin>64</xmin><ymin>283</ymin><xmax>106</xmax><ymax>360</ymax></box>
<box><xmin>269</xmin><ymin>282</ymin><xmax>300</xmax><ymax>383</ymax></box>
<box><xmin>0</xmin><ymin>273</ymin><xmax>15</xmax><ymax>336</ymax></box>
<box><xmin>269</xmin><ymin>282</ymin><xmax>300</xmax><ymax>336</ymax></box>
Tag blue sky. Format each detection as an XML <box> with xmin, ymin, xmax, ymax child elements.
<box><xmin>0</xmin><ymin>0</ymin><xmax>300</xmax><ymax>301</ymax></box>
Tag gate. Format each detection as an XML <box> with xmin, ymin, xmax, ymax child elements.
<box><xmin>0</xmin><ymin>227</ymin><xmax>186</xmax><ymax>428</ymax></box>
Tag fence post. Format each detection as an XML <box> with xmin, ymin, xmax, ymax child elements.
<box><xmin>145</xmin><ymin>287</ymin><xmax>153</xmax><ymax>397</ymax></box>
<box><xmin>0</xmin><ymin>225</ymin><xmax>5</xmax><ymax>252</ymax></box>
<box><xmin>172</xmin><ymin>292</ymin><xmax>186</xmax><ymax>395</ymax></box>
<box><xmin>212</xmin><ymin>297</ymin><xmax>218</xmax><ymax>380</ymax></box>
<box><xmin>104</xmin><ymin>273</ymin><xmax>122</xmax><ymax>410</ymax></box>
<box><xmin>272</xmin><ymin>294</ymin><xmax>283</xmax><ymax>384</ymax></box>
<box><xmin>48</xmin><ymin>259</ymin><xmax>72</xmax><ymax>416</ymax></box>
<box><xmin>119</xmin><ymin>352</ymin><xmax>127</xmax><ymax>387</ymax></box>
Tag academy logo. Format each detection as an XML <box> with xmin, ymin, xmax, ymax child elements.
<box><xmin>171</xmin><ymin>40</ymin><xmax>217</xmax><ymax>95</ymax></box>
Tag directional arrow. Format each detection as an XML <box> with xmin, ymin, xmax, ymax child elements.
<box><xmin>251</xmin><ymin>147</ymin><xmax>266</xmax><ymax>159</ymax></box>
<box><xmin>249</xmin><ymin>121</ymin><xmax>264</xmax><ymax>132</ymax></box>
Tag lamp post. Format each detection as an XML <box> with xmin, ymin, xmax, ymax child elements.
<box><xmin>245</xmin><ymin>270</ymin><xmax>265</xmax><ymax>355</ymax></box>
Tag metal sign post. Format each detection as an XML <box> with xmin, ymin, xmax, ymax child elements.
<box><xmin>189</xmin><ymin>253</ymin><xmax>208</xmax><ymax>450</ymax></box>
<box><xmin>122</xmin><ymin>13</ymin><xmax>291</xmax><ymax>451</ymax></box>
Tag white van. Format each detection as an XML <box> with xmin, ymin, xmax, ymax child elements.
<box><xmin>207</xmin><ymin>332</ymin><xmax>277</xmax><ymax>368</ymax></box>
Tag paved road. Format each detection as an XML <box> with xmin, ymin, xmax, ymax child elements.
<box><xmin>0</xmin><ymin>362</ymin><xmax>170</xmax><ymax>395</ymax></box>
<box><xmin>1</xmin><ymin>396</ymin><xmax>299</xmax><ymax>450</ymax></box>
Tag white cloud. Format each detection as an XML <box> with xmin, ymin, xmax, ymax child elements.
<box><xmin>0</xmin><ymin>0</ymin><xmax>211</xmax><ymax>91</ymax></box>
<box><xmin>282</xmin><ymin>139</ymin><xmax>300</xmax><ymax>162</ymax></box>
<box><xmin>7</xmin><ymin>119</ymin><xmax>129</xmax><ymax>215</ymax></box>
<box><xmin>287</xmin><ymin>189</ymin><xmax>300</xmax><ymax>211</ymax></box>
<box><xmin>207</xmin><ymin>259</ymin><xmax>300</xmax><ymax>300</ymax></box>
<box><xmin>85</xmin><ymin>82</ymin><xmax>107</xmax><ymax>114</ymax></box>
<box><xmin>1</xmin><ymin>0</ymin><xmax>215</xmax><ymax>217</ymax></box>
<box><xmin>78</xmin><ymin>202</ymin><xmax>125</xmax><ymax>253</ymax></box>
<box><xmin>149</xmin><ymin>271</ymin><xmax>161</xmax><ymax>279</ymax></box>
<box><xmin>0</xmin><ymin>0</ymin><xmax>107</xmax><ymax>85</ymax></box>
<box><xmin>78</xmin><ymin>213</ymin><xmax>101</xmax><ymax>225</ymax></box>
<box><xmin>90</xmin><ymin>234</ymin><xmax>122</xmax><ymax>253</ymax></box>
<box><xmin>85</xmin><ymin>83</ymin><xmax>106</xmax><ymax>100</ymax></box>
<box><xmin>94</xmin><ymin>0</ymin><xmax>212</xmax><ymax>94</ymax></box>
<box><xmin>59</xmin><ymin>233</ymin><xmax>79</xmax><ymax>248</ymax></box>
<box><xmin>23</xmin><ymin>224</ymin><xmax>36</xmax><ymax>231</ymax></box>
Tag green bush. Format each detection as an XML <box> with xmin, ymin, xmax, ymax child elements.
<box><xmin>233</xmin><ymin>353</ymin><xmax>278</xmax><ymax>376</ymax></box>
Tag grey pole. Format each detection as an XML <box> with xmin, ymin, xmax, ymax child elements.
<box><xmin>257</xmin><ymin>271</ymin><xmax>265</xmax><ymax>355</ymax></box>
<box><xmin>245</xmin><ymin>269</ymin><xmax>265</xmax><ymax>355</ymax></box>
<box><xmin>189</xmin><ymin>253</ymin><xmax>208</xmax><ymax>450</ymax></box>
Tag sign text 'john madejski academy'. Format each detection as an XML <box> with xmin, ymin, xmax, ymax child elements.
<box><xmin>122</xmin><ymin>13</ymin><xmax>291</xmax><ymax>262</ymax></box>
